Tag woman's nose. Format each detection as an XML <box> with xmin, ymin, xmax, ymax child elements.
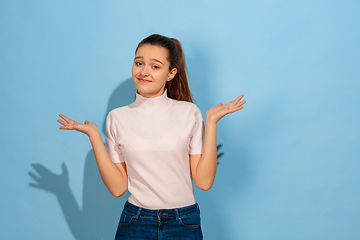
<box><xmin>140</xmin><ymin>66</ymin><xmax>149</xmax><ymax>76</ymax></box>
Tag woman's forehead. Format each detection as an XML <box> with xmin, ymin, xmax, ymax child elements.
<box><xmin>135</xmin><ymin>44</ymin><xmax>169</xmax><ymax>62</ymax></box>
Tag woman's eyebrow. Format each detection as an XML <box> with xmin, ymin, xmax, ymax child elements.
<box><xmin>151</xmin><ymin>58</ymin><xmax>164</xmax><ymax>65</ymax></box>
<box><xmin>134</xmin><ymin>56</ymin><xmax>164</xmax><ymax>65</ymax></box>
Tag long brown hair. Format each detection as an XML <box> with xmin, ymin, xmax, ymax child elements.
<box><xmin>136</xmin><ymin>34</ymin><xmax>194</xmax><ymax>102</ymax></box>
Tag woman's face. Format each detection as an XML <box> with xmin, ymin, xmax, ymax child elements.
<box><xmin>132</xmin><ymin>44</ymin><xmax>177</xmax><ymax>98</ymax></box>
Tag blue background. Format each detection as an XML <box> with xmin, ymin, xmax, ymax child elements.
<box><xmin>1</xmin><ymin>1</ymin><xmax>359</xmax><ymax>239</ymax></box>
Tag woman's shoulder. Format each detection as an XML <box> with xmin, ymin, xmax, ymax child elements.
<box><xmin>107</xmin><ymin>105</ymin><xmax>131</xmax><ymax>117</ymax></box>
<box><xmin>171</xmin><ymin>98</ymin><xmax>196</xmax><ymax>107</ymax></box>
<box><xmin>171</xmin><ymin>99</ymin><xmax>201</xmax><ymax>114</ymax></box>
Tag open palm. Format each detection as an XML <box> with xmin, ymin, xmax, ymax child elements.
<box><xmin>206</xmin><ymin>95</ymin><xmax>246</xmax><ymax>123</ymax></box>
<box><xmin>57</xmin><ymin>114</ymin><xmax>98</xmax><ymax>136</ymax></box>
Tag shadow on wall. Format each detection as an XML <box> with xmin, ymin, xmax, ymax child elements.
<box><xmin>29</xmin><ymin>78</ymin><xmax>136</xmax><ymax>240</ymax></box>
<box><xmin>28</xmin><ymin>77</ymin><xmax>230</xmax><ymax>240</ymax></box>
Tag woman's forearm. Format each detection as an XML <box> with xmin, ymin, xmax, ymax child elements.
<box><xmin>192</xmin><ymin>119</ymin><xmax>218</xmax><ymax>190</ymax></box>
<box><xmin>88</xmin><ymin>131</ymin><xmax>128</xmax><ymax>197</ymax></box>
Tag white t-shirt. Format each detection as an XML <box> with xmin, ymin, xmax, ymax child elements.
<box><xmin>105</xmin><ymin>90</ymin><xmax>204</xmax><ymax>209</ymax></box>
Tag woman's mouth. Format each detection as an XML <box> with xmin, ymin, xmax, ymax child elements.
<box><xmin>139</xmin><ymin>79</ymin><xmax>152</xmax><ymax>83</ymax></box>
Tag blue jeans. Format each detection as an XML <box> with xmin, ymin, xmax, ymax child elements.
<box><xmin>114</xmin><ymin>201</ymin><xmax>203</xmax><ymax>240</ymax></box>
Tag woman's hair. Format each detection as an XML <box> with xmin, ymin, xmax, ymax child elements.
<box><xmin>136</xmin><ymin>34</ymin><xmax>194</xmax><ymax>103</ymax></box>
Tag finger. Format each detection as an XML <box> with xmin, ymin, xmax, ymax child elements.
<box><xmin>232</xmin><ymin>94</ymin><xmax>244</xmax><ymax>104</ymax></box>
<box><xmin>57</xmin><ymin>119</ymin><xmax>68</xmax><ymax>126</ymax></box>
<box><xmin>228</xmin><ymin>105</ymin><xmax>244</xmax><ymax>114</ymax></box>
<box><xmin>59</xmin><ymin>114</ymin><xmax>74</xmax><ymax>124</ymax></box>
<box><xmin>28</xmin><ymin>172</ymin><xmax>41</xmax><ymax>182</ymax></box>
<box><xmin>59</xmin><ymin>125</ymin><xmax>76</xmax><ymax>130</ymax></box>
<box><xmin>238</xmin><ymin>100</ymin><xmax>246</xmax><ymax>106</ymax></box>
<box><xmin>32</xmin><ymin>164</ymin><xmax>52</xmax><ymax>175</ymax></box>
<box><xmin>61</xmin><ymin>162</ymin><xmax>69</xmax><ymax>177</ymax></box>
<box><xmin>29</xmin><ymin>183</ymin><xmax>42</xmax><ymax>189</ymax></box>
<box><xmin>230</xmin><ymin>100</ymin><xmax>246</xmax><ymax>108</ymax></box>
<box><xmin>226</xmin><ymin>95</ymin><xmax>244</xmax><ymax>107</ymax></box>
<box><xmin>59</xmin><ymin>126</ymin><xmax>73</xmax><ymax>130</ymax></box>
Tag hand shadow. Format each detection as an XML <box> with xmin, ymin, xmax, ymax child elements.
<box><xmin>29</xmin><ymin>78</ymin><xmax>135</xmax><ymax>240</ymax></box>
<box><xmin>29</xmin><ymin>162</ymin><xmax>69</xmax><ymax>194</ymax></box>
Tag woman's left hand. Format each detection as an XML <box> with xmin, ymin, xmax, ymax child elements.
<box><xmin>206</xmin><ymin>95</ymin><xmax>246</xmax><ymax>123</ymax></box>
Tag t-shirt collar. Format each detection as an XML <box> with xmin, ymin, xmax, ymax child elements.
<box><xmin>130</xmin><ymin>89</ymin><xmax>171</xmax><ymax>114</ymax></box>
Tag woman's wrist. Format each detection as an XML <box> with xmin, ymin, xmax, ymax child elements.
<box><xmin>205</xmin><ymin>115</ymin><xmax>218</xmax><ymax>125</ymax></box>
<box><xmin>87</xmin><ymin>127</ymin><xmax>102</xmax><ymax>141</ymax></box>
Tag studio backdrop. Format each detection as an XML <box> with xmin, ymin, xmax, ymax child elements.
<box><xmin>1</xmin><ymin>1</ymin><xmax>359</xmax><ymax>239</ymax></box>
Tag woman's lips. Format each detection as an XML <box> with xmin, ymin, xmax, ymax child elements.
<box><xmin>139</xmin><ymin>79</ymin><xmax>152</xmax><ymax>83</ymax></box>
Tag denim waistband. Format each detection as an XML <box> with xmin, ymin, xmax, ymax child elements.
<box><xmin>123</xmin><ymin>201</ymin><xmax>200</xmax><ymax>220</ymax></box>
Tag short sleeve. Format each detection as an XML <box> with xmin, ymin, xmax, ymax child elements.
<box><xmin>189</xmin><ymin>105</ymin><xmax>204</xmax><ymax>155</ymax></box>
<box><xmin>105</xmin><ymin>112</ymin><xmax>125</xmax><ymax>163</ymax></box>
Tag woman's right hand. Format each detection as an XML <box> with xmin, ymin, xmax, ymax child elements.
<box><xmin>57</xmin><ymin>114</ymin><xmax>99</xmax><ymax>137</ymax></box>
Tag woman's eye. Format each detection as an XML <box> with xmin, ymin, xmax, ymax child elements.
<box><xmin>135</xmin><ymin>62</ymin><xmax>142</xmax><ymax>66</ymax></box>
<box><xmin>152</xmin><ymin>65</ymin><xmax>159</xmax><ymax>69</ymax></box>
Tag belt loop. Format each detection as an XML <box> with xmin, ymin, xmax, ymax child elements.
<box><xmin>135</xmin><ymin>206</ymin><xmax>142</xmax><ymax>220</ymax></box>
<box><xmin>175</xmin><ymin>208</ymin><xmax>180</xmax><ymax>222</ymax></box>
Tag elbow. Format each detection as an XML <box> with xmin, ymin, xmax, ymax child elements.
<box><xmin>110</xmin><ymin>187</ymin><xmax>127</xmax><ymax>198</ymax></box>
<box><xmin>107</xmin><ymin>177</ymin><xmax>128</xmax><ymax>197</ymax></box>
<box><xmin>111</xmin><ymin>190</ymin><xmax>125</xmax><ymax>198</ymax></box>
<box><xmin>196</xmin><ymin>182</ymin><xmax>214</xmax><ymax>191</ymax></box>
<box><xmin>198</xmin><ymin>185</ymin><xmax>212</xmax><ymax>191</ymax></box>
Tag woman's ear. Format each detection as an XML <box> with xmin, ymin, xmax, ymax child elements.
<box><xmin>167</xmin><ymin>68</ymin><xmax>177</xmax><ymax>81</ymax></box>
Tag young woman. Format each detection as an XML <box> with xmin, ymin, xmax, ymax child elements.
<box><xmin>58</xmin><ymin>34</ymin><xmax>245</xmax><ymax>240</ymax></box>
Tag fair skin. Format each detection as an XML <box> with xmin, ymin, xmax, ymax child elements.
<box><xmin>58</xmin><ymin>43</ymin><xmax>246</xmax><ymax>196</ymax></box>
<box><xmin>132</xmin><ymin>44</ymin><xmax>177</xmax><ymax>98</ymax></box>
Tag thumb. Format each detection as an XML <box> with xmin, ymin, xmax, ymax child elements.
<box><xmin>84</xmin><ymin>120</ymin><xmax>90</xmax><ymax>124</ymax></box>
<box><xmin>61</xmin><ymin>162</ymin><xmax>69</xmax><ymax>178</ymax></box>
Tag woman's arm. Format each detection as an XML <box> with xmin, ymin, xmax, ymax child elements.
<box><xmin>190</xmin><ymin>95</ymin><xmax>246</xmax><ymax>191</ymax></box>
<box><xmin>58</xmin><ymin>114</ymin><xmax>128</xmax><ymax>197</ymax></box>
